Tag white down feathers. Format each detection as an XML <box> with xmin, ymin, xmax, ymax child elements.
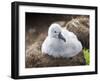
<box><xmin>41</xmin><ymin>23</ymin><xmax>82</xmax><ymax>58</ymax></box>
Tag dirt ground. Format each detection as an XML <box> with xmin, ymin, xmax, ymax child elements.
<box><xmin>25</xmin><ymin>13</ymin><xmax>89</xmax><ymax>68</ymax></box>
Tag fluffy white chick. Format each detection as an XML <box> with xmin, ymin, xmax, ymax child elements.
<box><xmin>41</xmin><ymin>23</ymin><xmax>82</xmax><ymax>58</ymax></box>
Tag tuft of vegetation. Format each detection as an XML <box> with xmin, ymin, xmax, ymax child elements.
<box><xmin>83</xmin><ymin>48</ymin><xmax>90</xmax><ymax>65</ymax></box>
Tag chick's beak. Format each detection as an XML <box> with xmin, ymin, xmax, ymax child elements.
<box><xmin>58</xmin><ymin>32</ymin><xmax>66</xmax><ymax>42</ymax></box>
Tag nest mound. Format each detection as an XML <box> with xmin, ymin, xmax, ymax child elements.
<box><xmin>26</xmin><ymin>34</ymin><xmax>85</xmax><ymax>68</ymax></box>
